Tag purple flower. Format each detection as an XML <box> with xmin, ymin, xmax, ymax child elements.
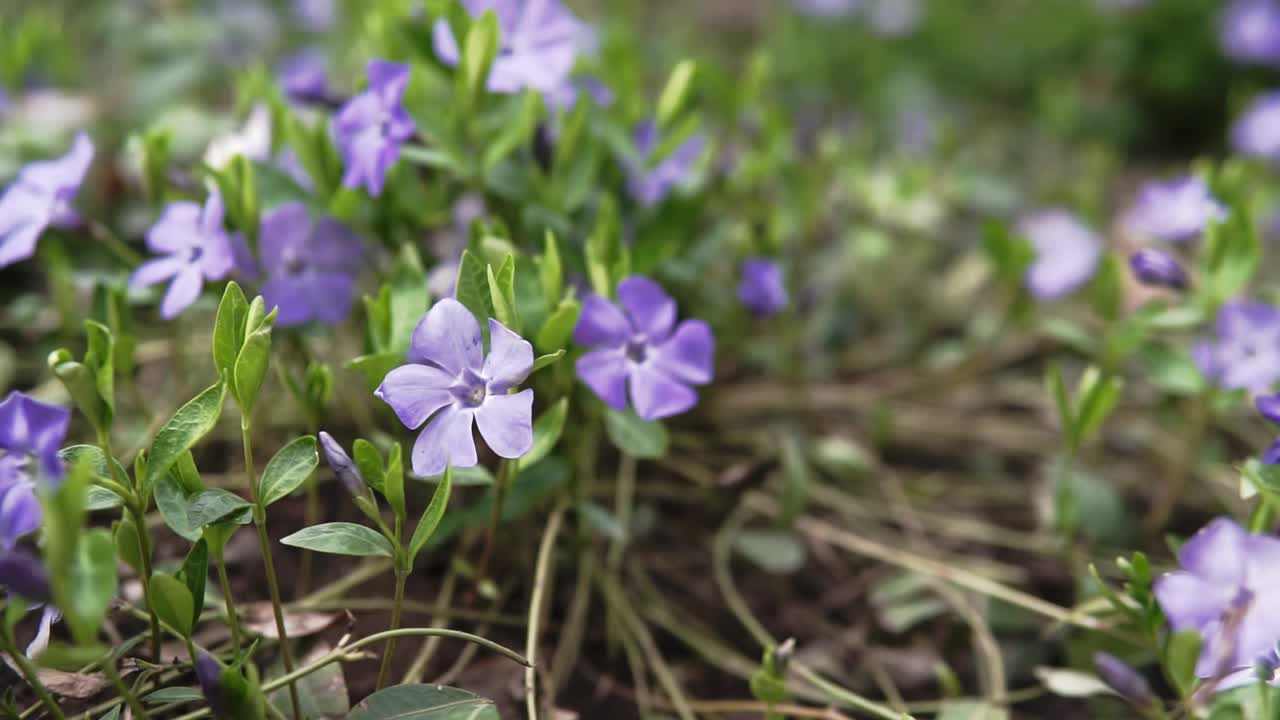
<box><xmin>1194</xmin><ymin>301</ymin><xmax>1280</xmax><ymax>394</ymax></box>
<box><xmin>427</xmin><ymin>260</ymin><xmax>459</xmax><ymax>300</ymax></box>
<box><xmin>375</xmin><ymin>299</ymin><xmax>534</xmax><ymax>477</ymax></box>
<box><xmin>433</xmin><ymin>0</ymin><xmax>584</xmax><ymax>95</ymax></box>
<box><xmin>1222</xmin><ymin>0</ymin><xmax>1280</xmax><ymax>65</ymax></box>
<box><xmin>548</xmin><ymin>76</ymin><xmax>615</xmax><ymax>111</ymax></box>
<box><xmin>1129</xmin><ymin>248</ymin><xmax>1189</xmax><ymax>290</ymax></box>
<box><xmin>1126</xmin><ymin>176</ymin><xmax>1227</xmax><ymax>241</ymax></box>
<box><xmin>627</xmin><ymin>121</ymin><xmax>706</xmax><ymax>207</ymax></box>
<box><xmin>279</xmin><ymin>50</ymin><xmax>331</xmax><ymax>105</ymax></box>
<box><xmin>318</xmin><ymin>431</ymin><xmax>365</xmax><ymax>497</ymax></box>
<box><xmin>793</xmin><ymin>0</ymin><xmax>864</xmax><ymax>17</ymax></box>
<box><xmin>130</xmin><ymin>192</ymin><xmax>236</xmax><ymax>320</ymax></box>
<box><xmin>257</xmin><ymin>203</ymin><xmax>364</xmax><ymax>327</ymax></box>
<box><xmin>1257</xmin><ymin>393</ymin><xmax>1280</xmax><ymax>463</ymax></box>
<box><xmin>574</xmin><ymin>276</ymin><xmax>714</xmax><ymax>421</ymax></box>
<box><xmin>738</xmin><ymin>258</ymin><xmax>789</xmax><ymax>316</ymax></box>
<box><xmin>335</xmin><ymin>60</ymin><xmax>415</xmax><ymax>197</ymax></box>
<box><xmin>867</xmin><ymin>0</ymin><xmax>923</xmax><ymax>36</ymax></box>
<box><xmin>1154</xmin><ymin>518</ymin><xmax>1280</xmax><ymax>679</ymax></box>
<box><xmin>0</xmin><ymin>132</ymin><xmax>93</xmax><ymax>268</ymax></box>
<box><xmin>1017</xmin><ymin>210</ymin><xmax>1102</xmax><ymax>301</ymax></box>
<box><xmin>294</xmin><ymin>0</ymin><xmax>337</xmax><ymax>31</ymax></box>
<box><xmin>0</xmin><ymin>392</ymin><xmax>69</xmax><ymax>553</ymax></box>
<box><xmin>1233</xmin><ymin>92</ymin><xmax>1280</xmax><ymax>161</ymax></box>
<box><xmin>0</xmin><ymin>548</ymin><xmax>51</xmax><ymax>604</ymax></box>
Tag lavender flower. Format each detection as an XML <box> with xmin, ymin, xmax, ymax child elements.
<box><xmin>0</xmin><ymin>132</ymin><xmax>93</xmax><ymax>268</ymax></box>
<box><xmin>1194</xmin><ymin>301</ymin><xmax>1280</xmax><ymax>394</ymax></box>
<box><xmin>294</xmin><ymin>0</ymin><xmax>337</xmax><ymax>31</ymax></box>
<box><xmin>867</xmin><ymin>0</ymin><xmax>923</xmax><ymax>36</ymax></box>
<box><xmin>0</xmin><ymin>548</ymin><xmax>51</xmax><ymax>604</ymax></box>
<box><xmin>627</xmin><ymin>121</ymin><xmax>706</xmax><ymax>207</ymax></box>
<box><xmin>279</xmin><ymin>50</ymin><xmax>331</xmax><ymax>105</ymax></box>
<box><xmin>1126</xmin><ymin>176</ymin><xmax>1227</xmax><ymax>241</ymax></box>
<box><xmin>548</xmin><ymin>77</ymin><xmax>615</xmax><ymax>111</ymax></box>
<box><xmin>1129</xmin><ymin>248</ymin><xmax>1189</xmax><ymax>290</ymax></box>
<box><xmin>0</xmin><ymin>392</ymin><xmax>68</xmax><ymax>582</ymax></box>
<box><xmin>130</xmin><ymin>192</ymin><xmax>236</xmax><ymax>319</ymax></box>
<box><xmin>1017</xmin><ymin>210</ymin><xmax>1102</xmax><ymax>301</ymax></box>
<box><xmin>376</xmin><ymin>299</ymin><xmax>534</xmax><ymax>476</ymax></box>
<box><xmin>1222</xmin><ymin>0</ymin><xmax>1280</xmax><ymax>65</ymax></box>
<box><xmin>793</xmin><ymin>0</ymin><xmax>864</xmax><ymax>17</ymax></box>
<box><xmin>257</xmin><ymin>203</ymin><xmax>364</xmax><ymax>327</ymax></box>
<box><xmin>1154</xmin><ymin>518</ymin><xmax>1280</xmax><ymax>679</ymax></box>
<box><xmin>574</xmin><ymin>276</ymin><xmax>714</xmax><ymax>421</ymax></box>
<box><xmin>1232</xmin><ymin>92</ymin><xmax>1280</xmax><ymax>161</ymax></box>
<box><xmin>318</xmin><ymin>431</ymin><xmax>366</xmax><ymax>496</ymax></box>
<box><xmin>0</xmin><ymin>391</ymin><xmax>70</xmax><ymax>487</ymax></box>
<box><xmin>335</xmin><ymin>60</ymin><xmax>415</xmax><ymax>196</ymax></box>
<box><xmin>195</xmin><ymin>653</ymin><xmax>226</xmax><ymax>717</ymax></box>
<box><xmin>433</xmin><ymin>0</ymin><xmax>585</xmax><ymax>95</ymax></box>
<box><xmin>738</xmin><ymin>258</ymin><xmax>789</xmax><ymax>316</ymax></box>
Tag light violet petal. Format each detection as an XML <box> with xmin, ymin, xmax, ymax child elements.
<box><xmin>432</xmin><ymin>19</ymin><xmax>461</xmax><ymax>66</ymax></box>
<box><xmin>1153</xmin><ymin>572</ymin><xmax>1235</xmax><ymax>631</ymax></box>
<box><xmin>629</xmin><ymin>363</ymin><xmax>698</xmax><ymax>421</ymax></box>
<box><xmin>408</xmin><ymin>298</ymin><xmax>484</xmax><ymax>373</ymax></box>
<box><xmin>576</xmin><ymin>348</ymin><xmax>629</xmax><ymax>410</ymax></box>
<box><xmin>0</xmin><ymin>218</ymin><xmax>45</xmax><ymax>269</ymax></box>
<box><xmin>651</xmin><ymin>319</ymin><xmax>714</xmax><ymax>385</ymax></box>
<box><xmin>129</xmin><ymin>255</ymin><xmax>186</xmax><ymax>290</ymax></box>
<box><xmin>258</xmin><ymin>202</ymin><xmax>312</xmax><ymax>273</ymax></box>
<box><xmin>160</xmin><ymin>265</ymin><xmax>204</xmax><ymax>319</ymax></box>
<box><xmin>617</xmin><ymin>276</ymin><xmax>677</xmax><ymax>341</ymax></box>
<box><xmin>146</xmin><ymin>202</ymin><xmax>202</xmax><ymax>253</ymax></box>
<box><xmin>483</xmin><ymin>319</ymin><xmax>534</xmax><ymax>392</ymax></box>
<box><xmin>1179</xmin><ymin>517</ymin><xmax>1250</xmax><ymax>584</ymax></box>
<box><xmin>573</xmin><ymin>293</ymin><xmax>630</xmax><ymax>347</ymax></box>
<box><xmin>25</xmin><ymin>606</ymin><xmax>59</xmax><ymax>658</ymax></box>
<box><xmin>475</xmin><ymin>389</ymin><xmax>534</xmax><ymax>459</ymax></box>
<box><xmin>0</xmin><ymin>483</ymin><xmax>39</xmax><ymax>550</ymax></box>
<box><xmin>411</xmin><ymin>406</ymin><xmax>477</xmax><ymax>477</ymax></box>
<box><xmin>375</xmin><ymin>363</ymin><xmax>456</xmax><ymax>430</ymax></box>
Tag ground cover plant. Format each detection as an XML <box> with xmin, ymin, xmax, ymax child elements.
<box><xmin>10</xmin><ymin>0</ymin><xmax>1280</xmax><ymax>718</ymax></box>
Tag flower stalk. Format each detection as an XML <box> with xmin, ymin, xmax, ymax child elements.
<box><xmin>1</xmin><ymin>625</ymin><xmax>65</xmax><ymax>720</ymax></box>
<box><xmin>100</xmin><ymin>430</ymin><xmax>162</xmax><ymax>662</ymax></box>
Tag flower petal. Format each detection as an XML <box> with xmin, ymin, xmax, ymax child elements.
<box><xmin>258</xmin><ymin>202</ymin><xmax>312</xmax><ymax>274</ymax></box>
<box><xmin>629</xmin><ymin>364</ymin><xmax>698</xmax><ymax>420</ymax></box>
<box><xmin>146</xmin><ymin>202</ymin><xmax>202</xmax><ymax>253</ymax></box>
<box><xmin>617</xmin><ymin>276</ymin><xmax>676</xmax><ymax>341</ymax></box>
<box><xmin>160</xmin><ymin>265</ymin><xmax>205</xmax><ymax>319</ymax></box>
<box><xmin>1179</xmin><ymin>517</ymin><xmax>1250</xmax><ymax>585</ymax></box>
<box><xmin>411</xmin><ymin>406</ymin><xmax>477</xmax><ymax>477</ymax></box>
<box><xmin>573</xmin><ymin>293</ymin><xmax>630</xmax><ymax>347</ymax></box>
<box><xmin>0</xmin><ymin>214</ymin><xmax>45</xmax><ymax>269</ymax></box>
<box><xmin>19</xmin><ymin>132</ymin><xmax>93</xmax><ymax>194</ymax></box>
<box><xmin>475</xmin><ymin>389</ymin><xmax>534</xmax><ymax>459</ymax></box>
<box><xmin>129</xmin><ymin>255</ymin><xmax>185</xmax><ymax>290</ymax></box>
<box><xmin>0</xmin><ymin>482</ymin><xmax>39</xmax><ymax>550</ymax></box>
<box><xmin>483</xmin><ymin>319</ymin><xmax>534</xmax><ymax>392</ymax></box>
<box><xmin>651</xmin><ymin>319</ymin><xmax>714</xmax><ymax>385</ymax></box>
<box><xmin>0</xmin><ymin>392</ymin><xmax>70</xmax><ymax>462</ymax></box>
<box><xmin>375</xmin><ymin>363</ymin><xmax>456</xmax><ymax>430</ymax></box>
<box><xmin>26</xmin><ymin>606</ymin><xmax>59</xmax><ymax>657</ymax></box>
<box><xmin>1153</xmin><ymin>572</ymin><xmax>1235</xmax><ymax>631</ymax></box>
<box><xmin>576</xmin><ymin>348</ymin><xmax>629</xmax><ymax>410</ymax></box>
<box><xmin>408</xmin><ymin>298</ymin><xmax>484</xmax><ymax>373</ymax></box>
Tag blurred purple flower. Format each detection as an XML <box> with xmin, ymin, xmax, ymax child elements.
<box><xmin>627</xmin><ymin>121</ymin><xmax>706</xmax><ymax>207</ymax></box>
<box><xmin>376</xmin><ymin>299</ymin><xmax>534</xmax><ymax>476</ymax></box>
<box><xmin>867</xmin><ymin>0</ymin><xmax>922</xmax><ymax>36</ymax></box>
<box><xmin>793</xmin><ymin>0</ymin><xmax>864</xmax><ymax>17</ymax></box>
<box><xmin>0</xmin><ymin>132</ymin><xmax>93</xmax><ymax>268</ymax></box>
<box><xmin>1092</xmin><ymin>653</ymin><xmax>1155</xmax><ymax>706</ymax></box>
<box><xmin>574</xmin><ymin>276</ymin><xmax>714</xmax><ymax>420</ymax></box>
<box><xmin>0</xmin><ymin>392</ymin><xmax>68</xmax><ymax>554</ymax></box>
<box><xmin>1017</xmin><ymin>210</ymin><xmax>1101</xmax><ymax>301</ymax></box>
<box><xmin>1233</xmin><ymin>92</ymin><xmax>1280</xmax><ymax>161</ymax></box>
<box><xmin>1126</xmin><ymin>176</ymin><xmax>1226</xmax><ymax>241</ymax></box>
<box><xmin>1154</xmin><ymin>518</ymin><xmax>1280</xmax><ymax>679</ymax></box>
<box><xmin>204</xmin><ymin>105</ymin><xmax>272</xmax><ymax>172</ymax></box>
<box><xmin>1129</xmin><ymin>248</ymin><xmax>1189</xmax><ymax>290</ymax></box>
<box><xmin>335</xmin><ymin>60</ymin><xmax>415</xmax><ymax>196</ymax></box>
<box><xmin>427</xmin><ymin>261</ymin><xmax>459</xmax><ymax>299</ymax></box>
<box><xmin>258</xmin><ymin>202</ymin><xmax>364</xmax><ymax>327</ymax></box>
<box><xmin>1257</xmin><ymin>392</ymin><xmax>1280</xmax><ymax>463</ymax></box>
<box><xmin>433</xmin><ymin>0</ymin><xmax>584</xmax><ymax>95</ymax></box>
<box><xmin>318</xmin><ymin>431</ymin><xmax>365</xmax><ymax>497</ymax></box>
<box><xmin>294</xmin><ymin>0</ymin><xmax>337</xmax><ymax>31</ymax></box>
<box><xmin>130</xmin><ymin>192</ymin><xmax>236</xmax><ymax>320</ymax></box>
<box><xmin>738</xmin><ymin>258</ymin><xmax>789</xmax><ymax>316</ymax></box>
<box><xmin>548</xmin><ymin>76</ymin><xmax>615</xmax><ymax>110</ymax></box>
<box><xmin>1222</xmin><ymin>0</ymin><xmax>1280</xmax><ymax>65</ymax></box>
<box><xmin>1194</xmin><ymin>301</ymin><xmax>1280</xmax><ymax>394</ymax></box>
<box><xmin>279</xmin><ymin>50</ymin><xmax>331</xmax><ymax>105</ymax></box>
<box><xmin>0</xmin><ymin>548</ymin><xmax>51</xmax><ymax>604</ymax></box>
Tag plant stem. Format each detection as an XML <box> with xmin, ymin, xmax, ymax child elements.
<box><xmin>607</xmin><ymin>453</ymin><xmax>637</xmax><ymax>573</ymax></box>
<box><xmin>1</xmin><ymin>628</ymin><xmax>65</xmax><ymax>720</ymax></box>
<box><xmin>526</xmin><ymin>502</ymin><xmax>566</xmax><ymax>720</ymax></box>
<box><xmin>475</xmin><ymin>459</ymin><xmax>512</xmax><ymax>583</ymax></box>
<box><xmin>242</xmin><ymin>419</ymin><xmax>303</xmax><ymax>720</ymax></box>
<box><xmin>375</xmin><ymin>569</ymin><xmax>408</xmax><ymax>690</ymax></box>
<box><xmin>101</xmin><ymin>430</ymin><xmax>162</xmax><ymax>662</ymax></box>
<box><xmin>102</xmin><ymin>656</ymin><xmax>150</xmax><ymax>720</ymax></box>
<box><xmin>213</xmin><ymin>546</ymin><xmax>243</xmax><ymax>653</ymax></box>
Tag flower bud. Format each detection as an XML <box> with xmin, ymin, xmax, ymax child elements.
<box><xmin>1093</xmin><ymin>653</ymin><xmax>1155</xmax><ymax>706</ymax></box>
<box><xmin>1129</xmin><ymin>248</ymin><xmax>1189</xmax><ymax>290</ymax></box>
<box><xmin>318</xmin><ymin>431</ymin><xmax>365</xmax><ymax>497</ymax></box>
<box><xmin>195</xmin><ymin>653</ymin><xmax>226</xmax><ymax>718</ymax></box>
<box><xmin>0</xmin><ymin>548</ymin><xmax>52</xmax><ymax>604</ymax></box>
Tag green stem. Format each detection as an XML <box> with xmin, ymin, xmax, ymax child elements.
<box><xmin>102</xmin><ymin>656</ymin><xmax>150</xmax><ymax>720</ymax></box>
<box><xmin>475</xmin><ymin>460</ymin><xmax>512</xmax><ymax>583</ymax></box>
<box><xmin>101</xmin><ymin>430</ymin><xmax>161</xmax><ymax>662</ymax></box>
<box><xmin>242</xmin><ymin>419</ymin><xmax>303</xmax><ymax>720</ymax></box>
<box><xmin>213</xmin><ymin>546</ymin><xmax>243</xmax><ymax>653</ymax></box>
<box><xmin>87</xmin><ymin>221</ymin><xmax>144</xmax><ymax>267</ymax></box>
<box><xmin>376</xmin><ymin>569</ymin><xmax>408</xmax><ymax>690</ymax></box>
<box><xmin>606</xmin><ymin>453</ymin><xmax>636</xmax><ymax>573</ymax></box>
<box><xmin>1</xmin><ymin>627</ymin><xmax>66</xmax><ymax>720</ymax></box>
<box><xmin>526</xmin><ymin>503</ymin><xmax>567</xmax><ymax>720</ymax></box>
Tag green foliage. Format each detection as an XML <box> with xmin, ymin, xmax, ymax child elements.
<box><xmin>145</xmin><ymin>382</ymin><xmax>227</xmax><ymax>495</ymax></box>
<box><xmin>280</xmin><ymin>522</ymin><xmax>395</xmax><ymax>557</ymax></box>
<box><xmin>346</xmin><ymin>685</ymin><xmax>499</xmax><ymax>719</ymax></box>
<box><xmin>259</xmin><ymin>436</ymin><xmax>319</xmax><ymax>507</ymax></box>
<box><xmin>604</xmin><ymin>408</ymin><xmax>669</xmax><ymax>459</ymax></box>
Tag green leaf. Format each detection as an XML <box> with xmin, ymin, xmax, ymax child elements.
<box><xmin>1045</xmin><ymin>363</ymin><xmax>1072</xmax><ymax>443</ymax></box>
<box><xmin>59</xmin><ymin>445</ymin><xmax>128</xmax><ymax>500</ymax></box>
<box><xmin>176</xmin><ymin>540</ymin><xmax>209</xmax><ymax>630</ymax></box>
<box><xmin>353</xmin><ymin>439</ymin><xmax>386</xmax><ymax>493</ymax></box>
<box><xmin>385</xmin><ymin>443</ymin><xmax>406</xmax><ymax>519</ymax></box>
<box><xmin>1074</xmin><ymin>368</ymin><xmax>1123</xmax><ymax>446</ymax></box>
<box><xmin>531</xmin><ymin>350</ymin><xmax>565</xmax><ymax>373</ymax></box>
<box><xmin>259</xmin><ymin>436</ymin><xmax>319</xmax><ymax>507</ymax></box>
<box><xmin>188</xmin><ymin>488</ymin><xmax>253</xmax><ymax>528</ymax></box>
<box><xmin>346</xmin><ymin>684</ymin><xmax>499</xmax><ymax>720</ymax></box>
<box><xmin>66</xmin><ymin>530</ymin><xmax>118</xmax><ymax>645</ymax></box>
<box><xmin>459</xmin><ymin>11</ymin><xmax>499</xmax><ymax>109</ymax></box>
<box><xmin>214</xmin><ymin>282</ymin><xmax>250</xmax><ymax>381</ymax></box>
<box><xmin>280</xmin><ymin>522</ymin><xmax>394</xmax><ymax>558</ymax></box>
<box><xmin>734</xmin><ymin>529</ymin><xmax>806</xmax><ymax>574</ymax></box>
<box><xmin>141</xmin><ymin>127</ymin><xmax>173</xmax><ymax>206</ymax></box>
<box><xmin>409</xmin><ymin>466</ymin><xmax>453</xmax><ymax>566</ymax></box>
<box><xmin>48</xmin><ymin>352</ymin><xmax>111</xmax><ymax>435</ymax></box>
<box><xmin>347</xmin><ymin>352</ymin><xmax>403</xmax><ymax>392</ymax></box>
<box><xmin>455</xmin><ymin>250</ymin><xmax>496</xmax><ymax>338</ymax></box>
<box><xmin>486</xmin><ymin>254</ymin><xmax>520</xmax><ymax>333</ymax></box>
<box><xmin>233</xmin><ymin>320</ymin><xmax>275</xmax><ymax>414</ymax></box>
<box><xmin>144</xmin><ymin>687</ymin><xmax>204</xmax><ymax>705</ymax></box>
<box><xmin>779</xmin><ymin>434</ymin><xmax>811</xmax><ymax>527</ymax></box>
<box><xmin>1143</xmin><ymin>346</ymin><xmax>1207</xmax><ymax>396</ymax></box>
<box><xmin>535</xmin><ymin>298</ymin><xmax>580</xmax><ymax>354</ymax></box>
<box><xmin>483</xmin><ymin>90</ymin><xmax>543</xmax><ymax>172</ymax></box>
<box><xmin>539</xmin><ymin>231</ymin><xmax>563</xmax><ymax>307</ymax></box>
<box><xmin>389</xmin><ymin>246</ymin><xmax>429</xmax><ymax>354</ymax></box>
<box><xmin>84</xmin><ymin>320</ymin><xmax>115</xmax><ymax>420</ymax></box>
<box><xmin>145</xmin><ymin>382</ymin><xmax>227</xmax><ymax>495</ymax></box>
<box><xmin>518</xmin><ymin>398</ymin><xmax>567</xmax><ymax>471</ymax></box>
<box><xmin>113</xmin><ymin>517</ymin><xmax>146</xmax><ymax>575</ymax></box>
<box><xmin>1165</xmin><ymin>630</ymin><xmax>1202</xmax><ymax>698</ymax></box>
<box><xmin>586</xmin><ymin>195</ymin><xmax>621</xmax><ymax>297</ymax></box>
<box><xmin>656</xmin><ymin>60</ymin><xmax>696</xmax><ymax>129</ymax></box>
<box><xmin>151</xmin><ymin>572</ymin><xmax>196</xmax><ymax>638</ymax></box>
<box><xmin>604</xmin><ymin>408</ymin><xmax>669</xmax><ymax>459</ymax></box>
<box><xmin>155</xmin><ymin>473</ymin><xmax>202</xmax><ymax>542</ymax></box>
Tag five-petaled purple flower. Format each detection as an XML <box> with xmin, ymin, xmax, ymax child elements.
<box><xmin>376</xmin><ymin>299</ymin><xmax>534</xmax><ymax>477</ymax></box>
<box><xmin>1233</xmin><ymin>92</ymin><xmax>1280</xmax><ymax>162</ymax></box>
<box><xmin>0</xmin><ymin>132</ymin><xmax>93</xmax><ymax>269</ymax></box>
<box><xmin>1222</xmin><ymin>0</ymin><xmax>1280</xmax><ymax>65</ymax></box>
<box><xmin>130</xmin><ymin>192</ymin><xmax>236</xmax><ymax>320</ymax></box>
<box><xmin>793</xmin><ymin>0</ymin><xmax>864</xmax><ymax>18</ymax></box>
<box><xmin>1129</xmin><ymin>248</ymin><xmax>1189</xmax><ymax>290</ymax></box>
<box><xmin>1194</xmin><ymin>301</ymin><xmax>1280</xmax><ymax>395</ymax></box>
<box><xmin>627</xmin><ymin>121</ymin><xmax>706</xmax><ymax>207</ymax></box>
<box><xmin>1126</xmin><ymin>176</ymin><xmax>1227</xmax><ymax>241</ymax></box>
<box><xmin>574</xmin><ymin>276</ymin><xmax>714</xmax><ymax>421</ymax></box>
<box><xmin>256</xmin><ymin>202</ymin><xmax>364</xmax><ymax>327</ymax></box>
<box><xmin>1154</xmin><ymin>518</ymin><xmax>1280</xmax><ymax>680</ymax></box>
<box><xmin>0</xmin><ymin>392</ymin><xmax>67</xmax><ymax>616</ymax></box>
<box><xmin>738</xmin><ymin>258</ymin><xmax>789</xmax><ymax>317</ymax></box>
<box><xmin>1017</xmin><ymin>210</ymin><xmax>1101</xmax><ymax>301</ymax></box>
<box><xmin>335</xmin><ymin>60</ymin><xmax>415</xmax><ymax>197</ymax></box>
<box><xmin>434</xmin><ymin>0</ymin><xmax>585</xmax><ymax>95</ymax></box>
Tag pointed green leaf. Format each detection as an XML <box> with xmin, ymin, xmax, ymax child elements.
<box><xmin>280</xmin><ymin>522</ymin><xmax>394</xmax><ymax>557</ymax></box>
<box><xmin>145</xmin><ymin>382</ymin><xmax>227</xmax><ymax>495</ymax></box>
<box><xmin>151</xmin><ymin>572</ymin><xmax>196</xmax><ymax>638</ymax></box>
<box><xmin>535</xmin><ymin>298</ymin><xmax>580</xmax><ymax>354</ymax></box>
<box><xmin>539</xmin><ymin>230</ymin><xmax>562</xmax><ymax>307</ymax></box>
<box><xmin>604</xmin><ymin>408</ymin><xmax>668</xmax><ymax>459</ymax></box>
<box><xmin>517</xmin><ymin>398</ymin><xmax>567</xmax><ymax>471</ymax></box>
<box><xmin>188</xmin><ymin>489</ymin><xmax>254</xmax><ymax>528</ymax></box>
<box><xmin>409</xmin><ymin>466</ymin><xmax>453</xmax><ymax>566</ymax></box>
<box><xmin>260</xmin><ymin>436</ymin><xmax>319</xmax><ymax>507</ymax></box>
<box><xmin>214</xmin><ymin>282</ymin><xmax>250</xmax><ymax>382</ymax></box>
<box><xmin>346</xmin><ymin>684</ymin><xmax>499</xmax><ymax>719</ymax></box>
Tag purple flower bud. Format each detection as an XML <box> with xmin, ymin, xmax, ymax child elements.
<box><xmin>1258</xmin><ymin>393</ymin><xmax>1280</xmax><ymax>425</ymax></box>
<box><xmin>738</xmin><ymin>258</ymin><xmax>789</xmax><ymax>317</ymax></box>
<box><xmin>195</xmin><ymin>653</ymin><xmax>225</xmax><ymax>718</ymax></box>
<box><xmin>0</xmin><ymin>548</ymin><xmax>52</xmax><ymax>604</ymax></box>
<box><xmin>1092</xmin><ymin>653</ymin><xmax>1155</xmax><ymax>706</ymax></box>
<box><xmin>1129</xmin><ymin>249</ymin><xmax>1189</xmax><ymax>290</ymax></box>
<box><xmin>318</xmin><ymin>431</ymin><xmax>365</xmax><ymax>497</ymax></box>
<box><xmin>1264</xmin><ymin>437</ymin><xmax>1280</xmax><ymax>465</ymax></box>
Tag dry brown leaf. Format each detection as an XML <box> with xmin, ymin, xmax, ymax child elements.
<box><xmin>3</xmin><ymin>656</ymin><xmax>112</xmax><ymax>699</ymax></box>
<box><xmin>240</xmin><ymin>602</ymin><xmax>340</xmax><ymax>639</ymax></box>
